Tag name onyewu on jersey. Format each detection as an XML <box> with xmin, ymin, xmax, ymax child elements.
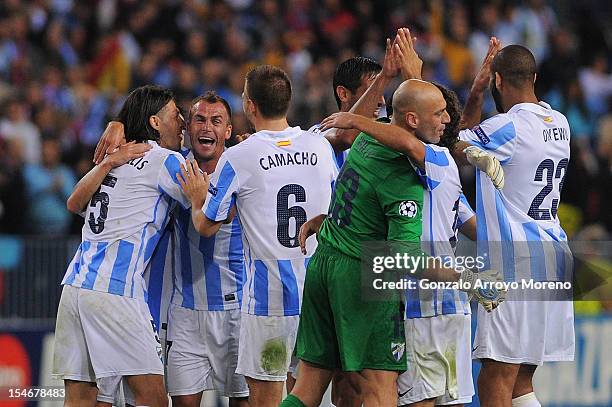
<box><xmin>459</xmin><ymin>102</ymin><xmax>573</xmax><ymax>283</ymax></box>
<box><xmin>169</xmin><ymin>148</ymin><xmax>246</xmax><ymax>311</ymax></box>
<box><xmin>203</xmin><ymin>126</ymin><xmax>338</xmax><ymax>317</ymax></box>
<box><xmin>62</xmin><ymin>141</ymin><xmax>190</xmax><ymax>302</ymax></box>
<box><xmin>405</xmin><ymin>144</ymin><xmax>475</xmax><ymax>318</ymax></box>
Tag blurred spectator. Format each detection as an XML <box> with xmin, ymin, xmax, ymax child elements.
<box><xmin>22</xmin><ymin>136</ymin><xmax>76</xmax><ymax>234</ymax></box>
<box><xmin>0</xmin><ymin>96</ymin><xmax>41</xmax><ymax>164</ymax></box>
<box><xmin>0</xmin><ymin>137</ymin><xmax>26</xmax><ymax>233</ymax></box>
<box><xmin>578</xmin><ymin>54</ymin><xmax>612</xmax><ymax>116</ymax></box>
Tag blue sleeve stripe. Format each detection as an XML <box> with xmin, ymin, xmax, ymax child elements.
<box><xmin>486</xmin><ymin>121</ymin><xmax>516</xmax><ymax>151</ymax></box>
<box><xmin>475</xmin><ymin>172</ymin><xmax>490</xmax><ymax>270</ymax></box>
<box><xmin>164</xmin><ymin>154</ymin><xmax>183</xmax><ymax>186</ymax></box>
<box><xmin>279</xmin><ymin>260</ymin><xmax>299</xmax><ymax>316</ymax></box>
<box><xmin>495</xmin><ymin>192</ymin><xmax>515</xmax><ymax>282</ymax></box>
<box><xmin>81</xmin><ymin>241</ymin><xmax>108</xmax><ymax>290</ymax></box>
<box><xmin>417</xmin><ymin>168</ymin><xmax>441</xmax><ymax>191</ymax></box>
<box><xmin>253</xmin><ymin>260</ymin><xmax>268</xmax><ymax>315</ymax></box>
<box><xmin>146</xmin><ymin>229</ymin><xmax>170</xmax><ymax>328</ymax></box>
<box><xmin>425</xmin><ymin>145</ymin><xmax>449</xmax><ymax>167</ymax></box>
<box><xmin>441</xmin><ymin>288</ymin><xmax>457</xmax><ymax>314</ymax></box>
<box><xmin>108</xmin><ymin>240</ymin><xmax>135</xmax><ymax>295</ymax></box>
<box><xmin>205</xmin><ymin>161</ymin><xmax>237</xmax><ymax>220</ymax></box>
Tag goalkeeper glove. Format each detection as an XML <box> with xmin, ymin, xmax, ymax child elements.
<box><xmin>460</xmin><ymin>268</ymin><xmax>507</xmax><ymax>312</ymax></box>
<box><xmin>464</xmin><ymin>146</ymin><xmax>504</xmax><ymax>189</ymax></box>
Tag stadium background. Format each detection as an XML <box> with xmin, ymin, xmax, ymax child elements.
<box><xmin>0</xmin><ymin>0</ymin><xmax>610</xmax><ymax>405</ymax></box>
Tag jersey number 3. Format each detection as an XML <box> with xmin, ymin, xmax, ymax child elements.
<box><xmin>528</xmin><ymin>158</ymin><xmax>568</xmax><ymax>221</ymax></box>
<box><xmin>277</xmin><ymin>184</ymin><xmax>307</xmax><ymax>247</ymax></box>
<box><xmin>88</xmin><ymin>175</ymin><xmax>117</xmax><ymax>234</ymax></box>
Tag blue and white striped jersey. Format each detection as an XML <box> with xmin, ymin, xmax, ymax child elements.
<box><xmin>62</xmin><ymin>141</ymin><xmax>190</xmax><ymax>301</ymax></box>
<box><xmin>307</xmin><ymin>124</ymin><xmax>348</xmax><ymax>169</ymax></box>
<box><xmin>459</xmin><ymin>102</ymin><xmax>573</xmax><ymax>283</ymax></box>
<box><xmin>405</xmin><ymin>144</ymin><xmax>475</xmax><ymax>318</ymax></box>
<box><xmin>169</xmin><ymin>148</ymin><xmax>246</xmax><ymax>310</ymax></box>
<box><xmin>203</xmin><ymin>126</ymin><xmax>338</xmax><ymax>316</ymax></box>
<box><xmin>144</xmin><ymin>222</ymin><xmax>174</xmax><ymax>332</ymax></box>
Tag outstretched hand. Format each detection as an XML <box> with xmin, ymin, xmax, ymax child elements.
<box><xmin>394</xmin><ymin>27</ymin><xmax>423</xmax><ymax>80</ymax></box>
<box><xmin>472</xmin><ymin>37</ymin><xmax>501</xmax><ymax>92</ymax></box>
<box><xmin>298</xmin><ymin>214</ymin><xmax>326</xmax><ymax>255</ymax></box>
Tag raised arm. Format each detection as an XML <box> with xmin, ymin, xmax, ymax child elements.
<box><xmin>67</xmin><ymin>142</ymin><xmax>152</xmax><ymax>214</ymax></box>
<box><xmin>320</xmin><ymin>112</ymin><xmax>426</xmax><ymax>168</ymax></box>
<box><xmin>460</xmin><ymin>37</ymin><xmax>501</xmax><ymax>131</ymax></box>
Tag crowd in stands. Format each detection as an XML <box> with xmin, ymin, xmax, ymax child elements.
<box><xmin>0</xmin><ymin>0</ymin><xmax>610</xmax><ymax>240</ymax></box>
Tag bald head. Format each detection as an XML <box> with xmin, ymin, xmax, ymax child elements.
<box><xmin>392</xmin><ymin>80</ymin><xmax>444</xmax><ymax>117</ymax></box>
<box><xmin>392</xmin><ymin>79</ymin><xmax>450</xmax><ymax>144</ymax></box>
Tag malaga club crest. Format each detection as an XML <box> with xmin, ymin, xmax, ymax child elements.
<box><xmin>398</xmin><ymin>201</ymin><xmax>418</xmax><ymax>218</ymax></box>
<box><xmin>391</xmin><ymin>342</ymin><xmax>406</xmax><ymax>361</ymax></box>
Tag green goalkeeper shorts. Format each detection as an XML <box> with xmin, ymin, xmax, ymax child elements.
<box><xmin>295</xmin><ymin>243</ymin><xmax>406</xmax><ymax>372</ymax></box>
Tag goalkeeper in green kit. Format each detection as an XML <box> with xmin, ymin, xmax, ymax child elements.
<box><xmin>280</xmin><ymin>29</ymin><xmax>505</xmax><ymax>407</ymax></box>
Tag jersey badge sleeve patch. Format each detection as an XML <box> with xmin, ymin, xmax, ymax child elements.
<box><xmin>399</xmin><ymin>200</ymin><xmax>418</xmax><ymax>217</ymax></box>
<box><xmin>473</xmin><ymin>125</ymin><xmax>490</xmax><ymax>145</ymax></box>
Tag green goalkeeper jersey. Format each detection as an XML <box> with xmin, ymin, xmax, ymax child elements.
<box><xmin>318</xmin><ymin>130</ymin><xmax>424</xmax><ymax>259</ymax></box>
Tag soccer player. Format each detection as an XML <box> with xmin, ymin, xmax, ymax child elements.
<box><xmin>53</xmin><ymin>85</ymin><xmax>188</xmax><ymax>407</ymax></box>
<box><xmin>178</xmin><ymin>65</ymin><xmax>338</xmax><ymax>407</ymax></box>
<box><xmin>454</xmin><ymin>45</ymin><xmax>574</xmax><ymax>407</ymax></box>
<box><xmin>308</xmin><ymin>56</ymin><xmax>384</xmax><ymax>168</ymax></box>
<box><xmin>319</xmin><ymin>38</ymin><xmax>504</xmax><ymax>407</ymax></box>
<box><xmin>285</xmin><ymin>29</ymin><xmax>504</xmax><ymax>407</ymax></box>
<box><xmin>87</xmin><ymin>92</ymin><xmax>250</xmax><ymax>407</ymax></box>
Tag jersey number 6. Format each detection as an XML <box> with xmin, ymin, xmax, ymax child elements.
<box><xmin>277</xmin><ymin>184</ymin><xmax>307</xmax><ymax>248</ymax></box>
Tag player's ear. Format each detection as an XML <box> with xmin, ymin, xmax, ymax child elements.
<box><xmin>336</xmin><ymin>86</ymin><xmax>349</xmax><ymax>104</ymax></box>
<box><xmin>405</xmin><ymin>111</ymin><xmax>418</xmax><ymax>129</ymax></box>
<box><xmin>495</xmin><ymin>72</ymin><xmax>502</xmax><ymax>90</ymax></box>
<box><xmin>149</xmin><ymin>114</ymin><xmax>160</xmax><ymax>131</ymax></box>
<box><xmin>225</xmin><ymin>124</ymin><xmax>232</xmax><ymax>141</ymax></box>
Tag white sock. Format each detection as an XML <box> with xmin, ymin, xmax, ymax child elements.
<box><xmin>512</xmin><ymin>392</ymin><xmax>541</xmax><ymax>407</ymax></box>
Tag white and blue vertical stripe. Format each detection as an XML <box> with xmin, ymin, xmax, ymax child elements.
<box><xmin>62</xmin><ymin>196</ymin><xmax>174</xmax><ymax>301</ymax></box>
<box><xmin>171</xmin><ymin>206</ymin><xmax>246</xmax><ymax>311</ymax></box>
<box><xmin>405</xmin><ymin>145</ymin><xmax>471</xmax><ymax>318</ymax></box>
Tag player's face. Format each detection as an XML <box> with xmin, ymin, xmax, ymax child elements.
<box><xmin>416</xmin><ymin>96</ymin><xmax>450</xmax><ymax>144</ymax></box>
<box><xmin>157</xmin><ymin>100</ymin><xmax>184</xmax><ymax>151</ymax></box>
<box><xmin>188</xmin><ymin>101</ymin><xmax>232</xmax><ymax>161</ymax></box>
<box><xmin>348</xmin><ymin>73</ymin><xmax>383</xmax><ymax>118</ymax></box>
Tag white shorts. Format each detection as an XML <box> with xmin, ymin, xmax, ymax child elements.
<box><xmin>473</xmin><ymin>295</ymin><xmax>575</xmax><ymax>365</ymax></box>
<box><xmin>166</xmin><ymin>304</ymin><xmax>248</xmax><ymax>397</ymax></box>
<box><xmin>52</xmin><ymin>285</ymin><xmax>164</xmax><ymax>381</ymax></box>
<box><xmin>236</xmin><ymin>313</ymin><xmax>299</xmax><ymax>381</ymax></box>
<box><xmin>398</xmin><ymin>314</ymin><xmax>474</xmax><ymax>406</ymax></box>
<box><xmin>96</xmin><ymin>376</ymin><xmax>135</xmax><ymax>406</ymax></box>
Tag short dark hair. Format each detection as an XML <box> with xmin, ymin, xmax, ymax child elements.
<box><xmin>189</xmin><ymin>91</ymin><xmax>232</xmax><ymax>121</ymax></box>
<box><xmin>245</xmin><ymin>65</ymin><xmax>291</xmax><ymax>119</ymax></box>
<box><xmin>117</xmin><ymin>85</ymin><xmax>174</xmax><ymax>142</ymax></box>
<box><xmin>333</xmin><ymin>57</ymin><xmax>382</xmax><ymax>108</ymax></box>
<box><xmin>433</xmin><ymin>83</ymin><xmax>462</xmax><ymax>151</ymax></box>
<box><xmin>491</xmin><ymin>45</ymin><xmax>537</xmax><ymax>88</ymax></box>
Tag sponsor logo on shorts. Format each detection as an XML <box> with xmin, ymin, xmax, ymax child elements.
<box><xmin>391</xmin><ymin>342</ymin><xmax>405</xmax><ymax>362</ymax></box>
<box><xmin>398</xmin><ymin>387</ymin><xmax>413</xmax><ymax>398</ymax></box>
<box><xmin>398</xmin><ymin>201</ymin><xmax>418</xmax><ymax>218</ymax></box>
<box><xmin>473</xmin><ymin>126</ymin><xmax>490</xmax><ymax>145</ymax></box>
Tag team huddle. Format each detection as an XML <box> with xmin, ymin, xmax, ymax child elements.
<box><xmin>52</xmin><ymin>28</ymin><xmax>574</xmax><ymax>407</ymax></box>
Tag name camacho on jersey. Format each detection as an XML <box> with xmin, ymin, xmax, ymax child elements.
<box><xmin>169</xmin><ymin>148</ymin><xmax>246</xmax><ymax>311</ymax></box>
<box><xmin>203</xmin><ymin>126</ymin><xmax>338</xmax><ymax>317</ymax></box>
<box><xmin>459</xmin><ymin>102</ymin><xmax>572</xmax><ymax>283</ymax></box>
<box><xmin>62</xmin><ymin>141</ymin><xmax>190</xmax><ymax>301</ymax></box>
<box><xmin>405</xmin><ymin>144</ymin><xmax>475</xmax><ymax>318</ymax></box>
